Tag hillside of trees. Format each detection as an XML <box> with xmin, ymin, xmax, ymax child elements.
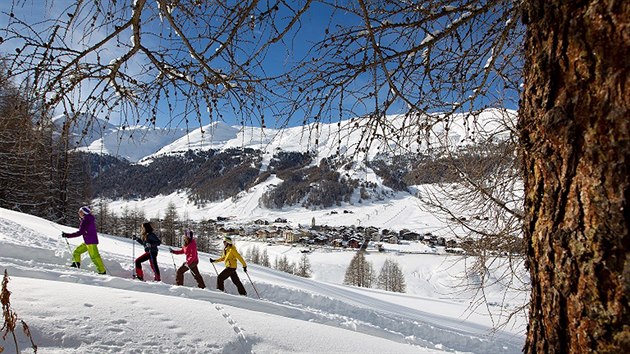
<box><xmin>0</xmin><ymin>64</ymin><xmax>91</xmax><ymax>224</ymax></box>
<box><xmin>83</xmin><ymin>140</ymin><xmax>515</xmax><ymax>210</ymax></box>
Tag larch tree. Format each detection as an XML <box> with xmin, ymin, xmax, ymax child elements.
<box><xmin>520</xmin><ymin>1</ymin><xmax>629</xmax><ymax>352</ymax></box>
<box><xmin>344</xmin><ymin>250</ymin><xmax>375</xmax><ymax>288</ymax></box>
<box><xmin>162</xmin><ymin>202</ymin><xmax>179</xmax><ymax>246</ymax></box>
<box><xmin>377</xmin><ymin>258</ymin><xmax>406</xmax><ymax>293</ymax></box>
<box><xmin>296</xmin><ymin>253</ymin><xmax>313</xmax><ymax>278</ymax></box>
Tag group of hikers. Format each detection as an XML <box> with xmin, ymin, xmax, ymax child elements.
<box><xmin>61</xmin><ymin>206</ymin><xmax>249</xmax><ymax>296</ymax></box>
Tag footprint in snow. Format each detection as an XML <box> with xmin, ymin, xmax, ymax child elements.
<box><xmin>214</xmin><ymin>304</ymin><xmax>250</xmax><ymax>352</ymax></box>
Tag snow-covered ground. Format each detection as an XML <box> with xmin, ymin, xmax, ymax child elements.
<box><xmin>0</xmin><ymin>208</ymin><xmax>526</xmax><ymax>353</ymax></box>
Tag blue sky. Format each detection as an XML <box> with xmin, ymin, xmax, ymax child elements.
<box><xmin>0</xmin><ymin>1</ymin><xmax>521</xmax><ymax>129</ymax></box>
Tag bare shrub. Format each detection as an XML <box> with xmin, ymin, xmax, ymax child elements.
<box><xmin>1</xmin><ymin>270</ymin><xmax>37</xmax><ymax>353</ymax></box>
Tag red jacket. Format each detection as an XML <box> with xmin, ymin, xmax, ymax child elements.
<box><xmin>172</xmin><ymin>238</ymin><xmax>199</xmax><ymax>265</ymax></box>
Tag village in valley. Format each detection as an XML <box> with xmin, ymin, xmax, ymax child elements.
<box><xmin>208</xmin><ymin>213</ymin><xmax>466</xmax><ymax>256</ymax></box>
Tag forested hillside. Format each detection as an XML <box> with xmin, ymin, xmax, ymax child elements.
<box><xmin>86</xmin><ymin>140</ymin><xmax>515</xmax><ymax>210</ymax></box>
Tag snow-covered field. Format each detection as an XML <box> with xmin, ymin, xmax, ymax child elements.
<box><xmin>0</xmin><ymin>208</ymin><xmax>526</xmax><ymax>353</ymax></box>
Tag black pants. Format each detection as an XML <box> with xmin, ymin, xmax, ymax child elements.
<box><xmin>176</xmin><ymin>261</ymin><xmax>206</xmax><ymax>288</ymax></box>
<box><xmin>217</xmin><ymin>267</ymin><xmax>247</xmax><ymax>295</ymax></box>
<box><xmin>135</xmin><ymin>252</ymin><xmax>160</xmax><ymax>281</ymax></box>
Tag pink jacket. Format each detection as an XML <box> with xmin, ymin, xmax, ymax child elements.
<box><xmin>172</xmin><ymin>238</ymin><xmax>199</xmax><ymax>265</ymax></box>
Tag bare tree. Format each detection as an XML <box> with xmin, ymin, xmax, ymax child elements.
<box><xmin>344</xmin><ymin>250</ymin><xmax>374</xmax><ymax>288</ymax></box>
<box><xmin>1</xmin><ymin>0</ymin><xmax>313</xmax><ymax>131</ymax></box>
<box><xmin>295</xmin><ymin>253</ymin><xmax>312</xmax><ymax>278</ymax></box>
<box><xmin>162</xmin><ymin>201</ymin><xmax>178</xmax><ymax>246</ymax></box>
<box><xmin>196</xmin><ymin>218</ymin><xmax>219</xmax><ymax>254</ymax></box>
<box><xmin>260</xmin><ymin>248</ymin><xmax>271</xmax><ymax>268</ymax></box>
<box><xmin>377</xmin><ymin>258</ymin><xmax>405</xmax><ymax>293</ymax></box>
<box><xmin>0</xmin><ymin>59</ymin><xmax>89</xmax><ymax>222</ymax></box>
<box><xmin>274</xmin><ymin>254</ymin><xmax>294</xmax><ymax>274</ymax></box>
<box><xmin>0</xmin><ymin>63</ymin><xmax>49</xmax><ymax>215</ymax></box>
<box><xmin>246</xmin><ymin>245</ymin><xmax>261</xmax><ymax>265</ymax></box>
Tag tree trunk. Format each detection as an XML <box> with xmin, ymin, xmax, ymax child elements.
<box><xmin>520</xmin><ymin>1</ymin><xmax>629</xmax><ymax>353</ymax></box>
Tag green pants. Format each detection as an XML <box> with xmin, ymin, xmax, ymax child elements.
<box><xmin>73</xmin><ymin>243</ymin><xmax>106</xmax><ymax>273</ymax></box>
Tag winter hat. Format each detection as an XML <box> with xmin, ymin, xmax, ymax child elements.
<box><xmin>184</xmin><ymin>229</ymin><xmax>193</xmax><ymax>239</ymax></box>
<box><xmin>79</xmin><ymin>206</ymin><xmax>91</xmax><ymax>214</ymax></box>
<box><xmin>223</xmin><ymin>236</ymin><xmax>233</xmax><ymax>244</ymax></box>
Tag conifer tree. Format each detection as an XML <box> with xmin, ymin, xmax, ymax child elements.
<box><xmin>275</xmin><ymin>255</ymin><xmax>294</xmax><ymax>274</ymax></box>
<box><xmin>343</xmin><ymin>251</ymin><xmax>374</xmax><ymax>288</ymax></box>
<box><xmin>295</xmin><ymin>254</ymin><xmax>312</xmax><ymax>278</ymax></box>
<box><xmin>260</xmin><ymin>249</ymin><xmax>271</xmax><ymax>268</ymax></box>
<box><xmin>161</xmin><ymin>202</ymin><xmax>179</xmax><ymax>246</ymax></box>
<box><xmin>377</xmin><ymin>259</ymin><xmax>406</xmax><ymax>293</ymax></box>
<box><xmin>247</xmin><ymin>246</ymin><xmax>261</xmax><ymax>264</ymax></box>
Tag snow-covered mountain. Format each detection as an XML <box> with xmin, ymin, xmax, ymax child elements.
<box><xmin>72</xmin><ymin>108</ymin><xmax>517</xmax><ymax>236</ymax></box>
<box><xmin>66</xmin><ymin>109</ymin><xmax>515</xmax><ymax>163</ymax></box>
<box><xmin>0</xmin><ymin>207</ymin><xmax>526</xmax><ymax>353</ymax></box>
<box><xmin>52</xmin><ymin>112</ymin><xmax>118</xmax><ymax>147</ymax></box>
<box><xmin>52</xmin><ymin>113</ymin><xmax>189</xmax><ymax>162</ymax></box>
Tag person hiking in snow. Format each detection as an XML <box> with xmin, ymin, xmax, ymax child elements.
<box><xmin>62</xmin><ymin>206</ymin><xmax>107</xmax><ymax>275</ymax></box>
<box><xmin>209</xmin><ymin>236</ymin><xmax>247</xmax><ymax>296</ymax></box>
<box><xmin>170</xmin><ymin>229</ymin><xmax>206</xmax><ymax>289</ymax></box>
<box><xmin>133</xmin><ymin>222</ymin><xmax>161</xmax><ymax>281</ymax></box>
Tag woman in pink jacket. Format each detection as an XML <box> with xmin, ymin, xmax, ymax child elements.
<box><xmin>170</xmin><ymin>229</ymin><xmax>206</xmax><ymax>289</ymax></box>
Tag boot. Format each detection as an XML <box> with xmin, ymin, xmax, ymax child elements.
<box><xmin>70</xmin><ymin>262</ymin><xmax>80</xmax><ymax>268</ymax></box>
<box><xmin>136</xmin><ymin>268</ymin><xmax>144</xmax><ymax>281</ymax></box>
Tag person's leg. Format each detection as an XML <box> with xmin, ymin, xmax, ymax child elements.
<box><xmin>148</xmin><ymin>252</ymin><xmax>160</xmax><ymax>281</ymax></box>
<box><xmin>217</xmin><ymin>267</ymin><xmax>234</xmax><ymax>292</ymax></box>
<box><xmin>176</xmin><ymin>263</ymin><xmax>189</xmax><ymax>285</ymax></box>
<box><xmin>135</xmin><ymin>253</ymin><xmax>150</xmax><ymax>280</ymax></box>
<box><xmin>86</xmin><ymin>244</ymin><xmax>106</xmax><ymax>274</ymax></box>
<box><xmin>229</xmin><ymin>271</ymin><xmax>247</xmax><ymax>296</ymax></box>
<box><xmin>72</xmin><ymin>243</ymin><xmax>88</xmax><ymax>266</ymax></box>
<box><xmin>188</xmin><ymin>262</ymin><xmax>206</xmax><ymax>289</ymax></box>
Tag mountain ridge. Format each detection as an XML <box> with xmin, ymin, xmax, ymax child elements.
<box><xmin>62</xmin><ymin>108</ymin><xmax>515</xmax><ymax>163</ymax></box>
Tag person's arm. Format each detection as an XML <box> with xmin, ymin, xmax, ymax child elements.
<box><xmin>64</xmin><ymin>219</ymin><xmax>86</xmax><ymax>238</ymax></box>
<box><xmin>132</xmin><ymin>236</ymin><xmax>145</xmax><ymax>246</ymax></box>
<box><xmin>213</xmin><ymin>252</ymin><xmax>226</xmax><ymax>263</ymax></box>
<box><xmin>234</xmin><ymin>249</ymin><xmax>247</xmax><ymax>268</ymax></box>
<box><xmin>171</xmin><ymin>247</ymin><xmax>184</xmax><ymax>255</ymax></box>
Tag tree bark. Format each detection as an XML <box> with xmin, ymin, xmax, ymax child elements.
<box><xmin>520</xmin><ymin>0</ymin><xmax>629</xmax><ymax>353</ymax></box>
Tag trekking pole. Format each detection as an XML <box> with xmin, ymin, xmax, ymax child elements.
<box><xmin>245</xmin><ymin>271</ymin><xmax>261</xmax><ymax>299</ymax></box>
<box><xmin>211</xmin><ymin>262</ymin><xmax>219</xmax><ymax>276</ymax></box>
<box><xmin>170</xmin><ymin>251</ymin><xmax>177</xmax><ymax>272</ymax></box>
<box><xmin>132</xmin><ymin>235</ymin><xmax>136</xmax><ymax>279</ymax></box>
<box><xmin>62</xmin><ymin>236</ymin><xmax>76</xmax><ymax>267</ymax></box>
<box><xmin>63</xmin><ymin>237</ymin><xmax>73</xmax><ymax>256</ymax></box>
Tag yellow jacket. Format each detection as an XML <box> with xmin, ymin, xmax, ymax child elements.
<box><xmin>215</xmin><ymin>245</ymin><xmax>247</xmax><ymax>269</ymax></box>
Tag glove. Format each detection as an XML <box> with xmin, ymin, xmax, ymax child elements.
<box><xmin>169</xmin><ymin>248</ymin><xmax>174</xmax><ymax>253</ymax></box>
<box><xmin>243</xmin><ymin>266</ymin><xmax>247</xmax><ymax>273</ymax></box>
<box><xmin>209</xmin><ymin>258</ymin><xmax>214</xmax><ymax>263</ymax></box>
<box><xmin>61</xmin><ymin>232</ymin><xmax>66</xmax><ymax>238</ymax></box>
<box><xmin>144</xmin><ymin>246</ymin><xmax>150</xmax><ymax>252</ymax></box>
<box><xmin>132</xmin><ymin>235</ymin><xmax>138</xmax><ymax>241</ymax></box>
